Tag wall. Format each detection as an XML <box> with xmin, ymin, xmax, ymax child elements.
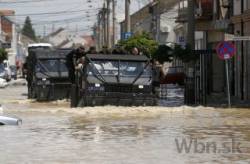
<box><xmin>244</xmin><ymin>21</ymin><xmax>250</xmax><ymax>99</ymax></box>
<box><xmin>1</xmin><ymin>16</ymin><xmax>13</xmax><ymax>42</ymax></box>
<box><xmin>120</xmin><ymin>0</ymin><xmax>178</xmax><ymax>41</ymax></box>
<box><xmin>234</xmin><ymin>0</ymin><xmax>242</xmax><ymax>15</ymax></box>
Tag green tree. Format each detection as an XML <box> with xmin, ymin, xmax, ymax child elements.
<box><xmin>119</xmin><ymin>32</ymin><xmax>158</xmax><ymax>58</ymax></box>
<box><xmin>153</xmin><ymin>45</ymin><xmax>173</xmax><ymax>64</ymax></box>
<box><xmin>0</xmin><ymin>48</ymin><xmax>8</xmax><ymax>63</ymax></box>
<box><xmin>22</xmin><ymin>16</ymin><xmax>36</xmax><ymax>41</ymax></box>
<box><xmin>173</xmin><ymin>44</ymin><xmax>198</xmax><ymax>63</ymax></box>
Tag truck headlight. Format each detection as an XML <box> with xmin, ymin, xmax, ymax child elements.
<box><xmin>95</xmin><ymin>83</ymin><xmax>101</xmax><ymax>87</ymax></box>
<box><xmin>138</xmin><ymin>85</ymin><xmax>144</xmax><ymax>89</ymax></box>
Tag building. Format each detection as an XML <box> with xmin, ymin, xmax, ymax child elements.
<box><xmin>0</xmin><ymin>10</ymin><xmax>15</xmax><ymax>43</ymax></box>
<box><xmin>231</xmin><ymin>0</ymin><xmax>250</xmax><ymax>101</ymax></box>
<box><xmin>82</xmin><ymin>35</ymin><xmax>95</xmax><ymax>48</ymax></box>
<box><xmin>176</xmin><ymin>0</ymin><xmax>234</xmax><ymax>104</ymax></box>
<box><xmin>120</xmin><ymin>0</ymin><xmax>177</xmax><ymax>45</ymax></box>
<box><xmin>0</xmin><ymin>10</ymin><xmax>15</xmax><ymax>47</ymax></box>
<box><xmin>45</xmin><ymin>28</ymin><xmax>87</xmax><ymax>48</ymax></box>
<box><xmin>0</xmin><ymin>10</ymin><xmax>19</xmax><ymax>66</ymax></box>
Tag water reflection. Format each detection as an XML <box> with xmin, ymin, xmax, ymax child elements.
<box><xmin>69</xmin><ymin>117</ymin><xmax>159</xmax><ymax>142</ymax></box>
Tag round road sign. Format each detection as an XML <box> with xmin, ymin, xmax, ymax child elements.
<box><xmin>216</xmin><ymin>41</ymin><xmax>236</xmax><ymax>60</ymax></box>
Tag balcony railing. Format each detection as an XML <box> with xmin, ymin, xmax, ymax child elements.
<box><xmin>176</xmin><ymin>0</ymin><xmax>213</xmax><ymax>22</ymax></box>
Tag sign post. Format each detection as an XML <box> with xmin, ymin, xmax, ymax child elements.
<box><xmin>216</xmin><ymin>41</ymin><xmax>236</xmax><ymax>108</ymax></box>
<box><xmin>225</xmin><ymin>59</ymin><xmax>231</xmax><ymax>108</ymax></box>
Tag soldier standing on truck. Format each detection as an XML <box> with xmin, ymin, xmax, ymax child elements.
<box><xmin>152</xmin><ymin>60</ymin><xmax>163</xmax><ymax>97</ymax></box>
<box><xmin>66</xmin><ymin>46</ymin><xmax>86</xmax><ymax>83</ymax></box>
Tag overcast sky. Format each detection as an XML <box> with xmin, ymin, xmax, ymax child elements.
<box><xmin>0</xmin><ymin>0</ymin><xmax>151</xmax><ymax>36</ymax></box>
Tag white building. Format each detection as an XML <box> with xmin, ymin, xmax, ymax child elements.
<box><xmin>45</xmin><ymin>28</ymin><xmax>86</xmax><ymax>48</ymax></box>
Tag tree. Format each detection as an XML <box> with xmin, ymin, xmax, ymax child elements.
<box><xmin>0</xmin><ymin>48</ymin><xmax>8</xmax><ymax>63</ymax></box>
<box><xmin>153</xmin><ymin>45</ymin><xmax>173</xmax><ymax>64</ymax></box>
<box><xmin>119</xmin><ymin>32</ymin><xmax>158</xmax><ymax>58</ymax></box>
<box><xmin>22</xmin><ymin>16</ymin><xmax>36</xmax><ymax>41</ymax></box>
<box><xmin>173</xmin><ymin>44</ymin><xmax>198</xmax><ymax>63</ymax></box>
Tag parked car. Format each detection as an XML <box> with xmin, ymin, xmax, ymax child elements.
<box><xmin>0</xmin><ymin>78</ymin><xmax>8</xmax><ymax>88</ymax></box>
<box><xmin>9</xmin><ymin>65</ymin><xmax>17</xmax><ymax>80</ymax></box>
<box><xmin>0</xmin><ymin>63</ymin><xmax>11</xmax><ymax>82</ymax></box>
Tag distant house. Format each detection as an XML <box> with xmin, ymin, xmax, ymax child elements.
<box><xmin>0</xmin><ymin>10</ymin><xmax>15</xmax><ymax>46</ymax></box>
<box><xmin>45</xmin><ymin>28</ymin><xmax>86</xmax><ymax>48</ymax></box>
<box><xmin>82</xmin><ymin>35</ymin><xmax>95</xmax><ymax>48</ymax></box>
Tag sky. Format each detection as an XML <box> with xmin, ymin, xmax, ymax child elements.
<box><xmin>0</xmin><ymin>0</ymin><xmax>151</xmax><ymax>36</ymax></box>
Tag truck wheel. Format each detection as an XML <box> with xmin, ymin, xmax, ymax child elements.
<box><xmin>70</xmin><ymin>84</ymin><xmax>78</xmax><ymax>108</ymax></box>
<box><xmin>28</xmin><ymin>87</ymin><xmax>32</xmax><ymax>99</ymax></box>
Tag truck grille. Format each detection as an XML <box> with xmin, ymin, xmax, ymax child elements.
<box><xmin>105</xmin><ymin>84</ymin><xmax>133</xmax><ymax>93</ymax></box>
<box><xmin>104</xmin><ymin>84</ymin><xmax>151</xmax><ymax>93</ymax></box>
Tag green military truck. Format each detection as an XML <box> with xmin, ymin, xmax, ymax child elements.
<box><xmin>70</xmin><ymin>54</ymin><xmax>157</xmax><ymax>107</ymax></box>
<box><xmin>26</xmin><ymin>44</ymin><xmax>72</xmax><ymax>101</ymax></box>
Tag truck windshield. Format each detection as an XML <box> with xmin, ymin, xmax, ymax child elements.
<box><xmin>35</xmin><ymin>59</ymin><xmax>68</xmax><ymax>78</ymax></box>
<box><xmin>87</xmin><ymin>60</ymin><xmax>151</xmax><ymax>84</ymax></box>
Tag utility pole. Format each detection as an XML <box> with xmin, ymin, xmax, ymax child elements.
<box><xmin>106</xmin><ymin>0</ymin><xmax>111</xmax><ymax>48</ymax></box>
<box><xmin>100</xmin><ymin>8</ymin><xmax>106</xmax><ymax>49</ymax></box>
<box><xmin>11</xmin><ymin>23</ymin><xmax>17</xmax><ymax>65</ymax></box>
<box><xmin>112</xmin><ymin>0</ymin><xmax>116</xmax><ymax>46</ymax></box>
<box><xmin>185</xmin><ymin>0</ymin><xmax>196</xmax><ymax>105</ymax></box>
<box><xmin>187</xmin><ymin>0</ymin><xmax>195</xmax><ymax>50</ymax></box>
<box><xmin>125</xmin><ymin>0</ymin><xmax>131</xmax><ymax>33</ymax></box>
<box><xmin>43</xmin><ymin>25</ymin><xmax>46</xmax><ymax>38</ymax></box>
<box><xmin>103</xmin><ymin>3</ymin><xmax>107</xmax><ymax>48</ymax></box>
<box><xmin>97</xmin><ymin>11</ymin><xmax>102</xmax><ymax>51</ymax></box>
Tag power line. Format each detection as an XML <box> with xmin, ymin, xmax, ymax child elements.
<box><xmin>4</xmin><ymin>8</ymin><xmax>100</xmax><ymax>17</ymax></box>
<box><xmin>35</xmin><ymin>15</ymin><xmax>96</xmax><ymax>25</ymax></box>
<box><xmin>0</xmin><ymin>0</ymin><xmax>55</xmax><ymax>4</ymax></box>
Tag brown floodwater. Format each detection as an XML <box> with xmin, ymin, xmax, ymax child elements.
<box><xmin>0</xmin><ymin>85</ymin><xmax>250</xmax><ymax>164</ymax></box>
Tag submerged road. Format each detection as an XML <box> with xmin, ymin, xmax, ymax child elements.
<box><xmin>0</xmin><ymin>83</ymin><xmax>249</xmax><ymax>164</ymax></box>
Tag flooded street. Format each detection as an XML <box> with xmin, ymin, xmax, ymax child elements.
<box><xmin>0</xmin><ymin>84</ymin><xmax>250</xmax><ymax>164</ymax></box>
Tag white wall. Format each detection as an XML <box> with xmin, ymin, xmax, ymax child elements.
<box><xmin>195</xmin><ymin>31</ymin><xmax>206</xmax><ymax>50</ymax></box>
<box><xmin>158</xmin><ymin>4</ymin><xmax>178</xmax><ymax>44</ymax></box>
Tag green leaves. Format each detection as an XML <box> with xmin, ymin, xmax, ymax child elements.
<box><xmin>0</xmin><ymin>48</ymin><xmax>8</xmax><ymax>63</ymax></box>
<box><xmin>173</xmin><ymin>44</ymin><xmax>198</xmax><ymax>63</ymax></box>
<box><xmin>153</xmin><ymin>44</ymin><xmax>199</xmax><ymax>64</ymax></box>
<box><xmin>119</xmin><ymin>32</ymin><xmax>158</xmax><ymax>58</ymax></box>
<box><xmin>153</xmin><ymin>45</ymin><xmax>173</xmax><ymax>64</ymax></box>
<box><xmin>119</xmin><ymin>32</ymin><xmax>198</xmax><ymax>63</ymax></box>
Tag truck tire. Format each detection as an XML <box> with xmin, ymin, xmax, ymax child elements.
<box><xmin>28</xmin><ymin>86</ymin><xmax>32</xmax><ymax>99</ymax></box>
<box><xmin>70</xmin><ymin>84</ymin><xmax>78</xmax><ymax>108</ymax></box>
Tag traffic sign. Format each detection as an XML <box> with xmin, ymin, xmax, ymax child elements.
<box><xmin>122</xmin><ymin>32</ymin><xmax>133</xmax><ymax>40</ymax></box>
<box><xmin>216</xmin><ymin>41</ymin><xmax>236</xmax><ymax>60</ymax></box>
<box><xmin>225</xmin><ymin>33</ymin><xmax>250</xmax><ymax>41</ymax></box>
<box><xmin>216</xmin><ymin>41</ymin><xmax>236</xmax><ymax>108</ymax></box>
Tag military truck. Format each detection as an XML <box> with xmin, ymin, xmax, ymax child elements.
<box><xmin>26</xmin><ymin>47</ymin><xmax>72</xmax><ymax>101</ymax></box>
<box><xmin>70</xmin><ymin>54</ymin><xmax>157</xmax><ymax>107</ymax></box>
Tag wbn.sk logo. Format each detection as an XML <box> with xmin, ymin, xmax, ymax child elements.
<box><xmin>175</xmin><ymin>138</ymin><xmax>242</xmax><ymax>154</ymax></box>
